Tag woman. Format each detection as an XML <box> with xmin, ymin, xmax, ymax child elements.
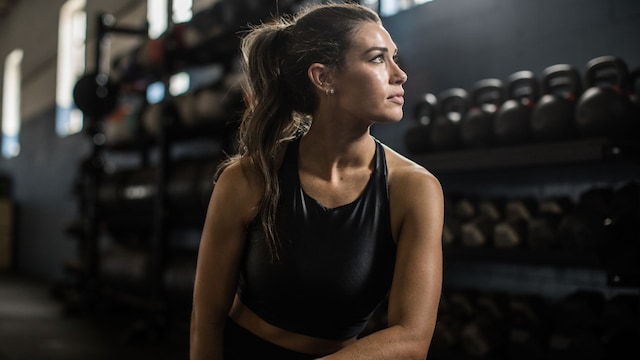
<box><xmin>190</xmin><ymin>3</ymin><xmax>444</xmax><ymax>359</ymax></box>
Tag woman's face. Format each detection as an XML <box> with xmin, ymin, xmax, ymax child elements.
<box><xmin>330</xmin><ymin>21</ymin><xmax>408</xmax><ymax>125</ymax></box>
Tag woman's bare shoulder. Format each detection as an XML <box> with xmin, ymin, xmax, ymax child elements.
<box><xmin>217</xmin><ymin>157</ymin><xmax>258</xmax><ymax>186</ymax></box>
<box><xmin>214</xmin><ymin>157</ymin><xmax>263</xmax><ymax>221</ymax></box>
<box><xmin>381</xmin><ymin>144</ymin><xmax>441</xmax><ymax>190</ymax></box>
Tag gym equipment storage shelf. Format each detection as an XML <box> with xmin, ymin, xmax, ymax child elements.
<box><xmin>411</xmin><ymin>137</ymin><xmax>640</xmax><ymax>173</ymax></box>
<box><xmin>410</xmin><ymin>135</ymin><xmax>640</xmax><ymax>286</ymax></box>
<box><xmin>408</xmin><ymin>135</ymin><xmax>639</xmax><ymax>360</ymax></box>
<box><xmin>64</xmin><ymin>15</ymin><xmax>217</xmax><ymax>327</ymax></box>
<box><xmin>443</xmin><ymin>247</ymin><xmax>601</xmax><ymax>269</ymax></box>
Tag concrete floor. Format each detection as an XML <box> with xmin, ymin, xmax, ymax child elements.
<box><xmin>0</xmin><ymin>273</ymin><xmax>189</xmax><ymax>360</ymax></box>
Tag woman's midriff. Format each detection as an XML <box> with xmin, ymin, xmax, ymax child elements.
<box><xmin>228</xmin><ymin>295</ymin><xmax>357</xmax><ymax>356</ymax></box>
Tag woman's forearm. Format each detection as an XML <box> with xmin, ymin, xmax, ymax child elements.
<box><xmin>190</xmin><ymin>311</ymin><xmax>225</xmax><ymax>360</ymax></box>
<box><xmin>317</xmin><ymin>325</ymin><xmax>431</xmax><ymax>360</ymax></box>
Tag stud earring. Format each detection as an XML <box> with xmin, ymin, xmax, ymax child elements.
<box><xmin>329</xmin><ymin>88</ymin><xmax>335</xmax><ymax>95</ymax></box>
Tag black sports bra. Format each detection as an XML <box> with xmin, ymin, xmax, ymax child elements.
<box><xmin>237</xmin><ymin>136</ymin><xmax>397</xmax><ymax>340</ymax></box>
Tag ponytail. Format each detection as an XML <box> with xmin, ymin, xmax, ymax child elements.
<box><xmin>216</xmin><ymin>18</ymin><xmax>309</xmax><ymax>260</ymax></box>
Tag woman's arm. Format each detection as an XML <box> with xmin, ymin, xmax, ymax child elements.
<box><xmin>190</xmin><ymin>161</ymin><xmax>260</xmax><ymax>360</ymax></box>
<box><xmin>320</xmin><ymin>162</ymin><xmax>444</xmax><ymax>360</ymax></box>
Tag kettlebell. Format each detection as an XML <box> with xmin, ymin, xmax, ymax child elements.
<box><xmin>576</xmin><ymin>56</ymin><xmax>633</xmax><ymax>138</ymax></box>
<box><xmin>428</xmin><ymin>88</ymin><xmax>469</xmax><ymax>151</ymax></box>
<box><xmin>73</xmin><ymin>72</ymin><xmax>119</xmax><ymax>118</ymax></box>
<box><xmin>531</xmin><ymin>64</ymin><xmax>582</xmax><ymax>142</ymax></box>
<box><xmin>494</xmin><ymin>71</ymin><xmax>538</xmax><ymax>146</ymax></box>
<box><xmin>459</xmin><ymin>79</ymin><xmax>504</xmax><ymax>148</ymax></box>
<box><xmin>405</xmin><ymin>93</ymin><xmax>438</xmax><ymax>154</ymax></box>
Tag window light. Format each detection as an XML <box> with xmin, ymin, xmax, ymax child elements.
<box><xmin>380</xmin><ymin>0</ymin><xmax>433</xmax><ymax>17</ymax></box>
<box><xmin>2</xmin><ymin>49</ymin><xmax>23</xmax><ymax>158</ymax></box>
<box><xmin>147</xmin><ymin>0</ymin><xmax>168</xmax><ymax>39</ymax></box>
<box><xmin>173</xmin><ymin>0</ymin><xmax>193</xmax><ymax>24</ymax></box>
<box><xmin>56</xmin><ymin>0</ymin><xmax>86</xmax><ymax>137</ymax></box>
<box><xmin>148</xmin><ymin>0</ymin><xmax>193</xmax><ymax>39</ymax></box>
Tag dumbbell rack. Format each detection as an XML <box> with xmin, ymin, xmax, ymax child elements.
<box><xmin>421</xmin><ymin>136</ymin><xmax>640</xmax><ymax>283</ymax></box>
<box><xmin>410</xmin><ymin>136</ymin><xmax>640</xmax><ymax>359</ymax></box>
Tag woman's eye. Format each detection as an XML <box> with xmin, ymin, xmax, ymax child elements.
<box><xmin>372</xmin><ymin>54</ymin><xmax>384</xmax><ymax>63</ymax></box>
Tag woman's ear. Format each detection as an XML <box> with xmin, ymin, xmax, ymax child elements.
<box><xmin>308</xmin><ymin>63</ymin><xmax>333</xmax><ymax>93</ymax></box>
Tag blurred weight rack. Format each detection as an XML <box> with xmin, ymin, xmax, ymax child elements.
<box><xmin>402</xmin><ymin>56</ymin><xmax>640</xmax><ymax>360</ymax></box>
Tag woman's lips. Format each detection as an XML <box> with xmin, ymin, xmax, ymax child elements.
<box><xmin>388</xmin><ymin>94</ymin><xmax>404</xmax><ymax>105</ymax></box>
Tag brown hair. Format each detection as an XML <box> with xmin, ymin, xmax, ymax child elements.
<box><xmin>215</xmin><ymin>2</ymin><xmax>381</xmax><ymax>259</ymax></box>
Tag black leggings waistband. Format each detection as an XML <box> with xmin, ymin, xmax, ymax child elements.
<box><xmin>223</xmin><ymin>318</ymin><xmax>319</xmax><ymax>360</ymax></box>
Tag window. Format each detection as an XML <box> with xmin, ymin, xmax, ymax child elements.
<box><xmin>172</xmin><ymin>0</ymin><xmax>193</xmax><ymax>24</ymax></box>
<box><xmin>147</xmin><ymin>0</ymin><xmax>192</xmax><ymax>39</ymax></box>
<box><xmin>56</xmin><ymin>0</ymin><xmax>87</xmax><ymax>137</ymax></box>
<box><xmin>147</xmin><ymin>0</ymin><xmax>168</xmax><ymax>39</ymax></box>
<box><xmin>2</xmin><ymin>49</ymin><xmax>23</xmax><ymax>158</ymax></box>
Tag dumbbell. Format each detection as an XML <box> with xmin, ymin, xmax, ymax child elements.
<box><xmin>556</xmin><ymin>186</ymin><xmax>613</xmax><ymax>251</ymax></box>
<box><xmin>527</xmin><ymin>196</ymin><xmax>575</xmax><ymax>250</ymax></box>
<box><xmin>428</xmin><ymin>88</ymin><xmax>470</xmax><ymax>151</ymax></box>
<box><xmin>405</xmin><ymin>93</ymin><xmax>437</xmax><ymax>154</ymax></box>
<box><xmin>460</xmin><ymin>291</ymin><xmax>509</xmax><ymax>358</ymax></box>
<box><xmin>460</xmin><ymin>198</ymin><xmax>503</xmax><ymax>248</ymax></box>
<box><xmin>460</xmin><ymin>79</ymin><xmax>504</xmax><ymax>148</ymax></box>
<box><xmin>548</xmin><ymin>290</ymin><xmax>606</xmax><ymax>360</ymax></box>
<box><xmin>575</xmin><ymin>56</ymin><xmax>634</xmax><ymax>138</ymax></box>
<box><xmin>493</xmin><ymin>196</ymin><xmax>537</xmax><ymax>249</ymax></box>
<box><xmin>494</xmin><ymin>70</ymin><xmax>539</xmax><ymax>146</ymax></box>
<box><xmin>507</xmin><ymin>294</ymin><xmax>551</xmax><ymax>360</ymax></box>
<box><xmin>441</xmin><ymin>290</ymin><xmax>479</xmax><ymax>350</ymax></box>
<box><xmin>531</xmin><ymin>64</ymin><xmax>582</xmax><ymax>142</ymax></box>
<box><xmin>443</xmin><ymin>194</ymin><xmax>478</xmax><ymax>247</ymax></box>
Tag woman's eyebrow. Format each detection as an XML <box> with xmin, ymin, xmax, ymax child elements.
<box><xmin>365</xmin><ymin>46</ymin><xmax>399</xmax><ymax>55</ymax></box>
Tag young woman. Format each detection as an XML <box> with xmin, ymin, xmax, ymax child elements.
<box><xmin>190</xmin><ymin>3</ymin><xmax>444</xmax><ymax>359</ymax></box>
